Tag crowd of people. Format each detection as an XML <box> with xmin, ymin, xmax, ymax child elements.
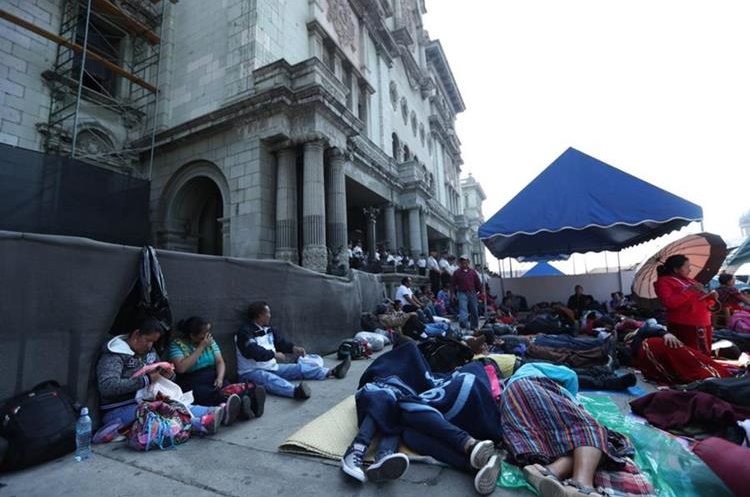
<box><xmin>338</xmin><ymin>253</ymin><xmax>750</xmax><ymax>495</ymax></box>
<box><xmin>88</xmin><ymin>252</ymin><xmax>749</xmax><ymax>496</ymax></box>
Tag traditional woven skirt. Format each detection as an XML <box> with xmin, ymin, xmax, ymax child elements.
<box><xmin>500</xmin><ymin>376</ymin><xmax>632</xmax><ymax>466</ymax></box>
<box><xmin>636</xmin><ymin>337</ymin><xmax>732</xmax><ymax>385</ymax></box>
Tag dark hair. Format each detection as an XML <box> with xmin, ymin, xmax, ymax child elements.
<box><xmin>656</xmin><ymin>254</ymin><xmax>688</xmax><ymax>277</ymax></box>
<box><xmin>719</xmin><ymin>273</ymin><xmax>734</xmax><ymax>285</ymax></box>
<box><xmin>177</xmin><ymin>316</ymin><xmax>210</xmax><ymax>338</ymax></box>
<box><xmin>133</xmin><ymin>318</ymin><xmax>164</xmax><ymax>336</ymax></box>
<box><xmin>247</xmin><ymin>301</ymin><xmax>269</xmax><ymax>321</ymax></box>
<box><xmin>401</xmin><ymin>277</ymin><xmax>411</xmax><ymax>285</ymax></box>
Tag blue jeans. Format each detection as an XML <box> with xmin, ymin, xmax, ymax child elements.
<box><xmin>424</xmin><ymin>321</ymin><xmax>449</xmax><ymax>337</ymax></box>
<box><xmin>101</xmin><ymin>402</ymin><xmax>211</xmax><ymax>433</ymax></box>
<box><xmin>399</xmin><ymin>403</ymin><xmax>472</xmax><ymax>471</ymax></box>
<box><xmin>240</xmin><ymin>362</ymin><xmax>330</xmax><ymax>398</ymax></box>
<box><xmin>353</xmin><ymin>415</ymin><xmax>400</xmax><ymax>460</ymax></box>
<box><xmin>457</xmin><ymin>291</ymin><xmax>479</xmax><ymax>329</ymax></box>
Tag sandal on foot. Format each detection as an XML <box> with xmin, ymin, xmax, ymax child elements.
<box><xmin>562</xmin><ymin>479</ymin><xmax>603</xmax><ymax>497</ymax></box>
<box><xmin>522</xmin><ymin>464</ymin><xmax>565</xmax><ymax>497</ymax></box>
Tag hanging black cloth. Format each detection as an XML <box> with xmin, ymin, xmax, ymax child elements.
<box><xmin>109</xmin><ymin>246</ymin><xmax>173</xmax><ymax>354</ymax></box>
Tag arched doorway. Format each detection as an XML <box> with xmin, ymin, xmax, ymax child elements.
<box><xmin>169</xmin><ymin>176</ymin><xmax>224</xmax><ymax>255</ymax></box>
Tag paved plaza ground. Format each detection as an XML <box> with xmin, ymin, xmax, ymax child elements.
<box><xmin>0</xmin><ymin>350</ymin><xmax>643</xmax><ymax>497</ymax></box>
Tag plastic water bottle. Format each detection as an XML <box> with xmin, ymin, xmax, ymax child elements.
<box><xmin>74</xmin><ymin>407</ymin><xmax>92</xmax><ymax>462</ymax></box>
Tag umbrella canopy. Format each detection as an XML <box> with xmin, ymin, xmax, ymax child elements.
<box><xmin>522</xmin><ymin>261</ymin><xmax>565</xmax><ymax>278</ymax></box>
<box><xmin>631</xmin><ymin>233</ymin><xmax>728</xmax><ymax>300</ymax></box>
<box><xmin>479</xmin><ymin>148</ymin><xmax>703</xmax><ymax>259</ymax></box>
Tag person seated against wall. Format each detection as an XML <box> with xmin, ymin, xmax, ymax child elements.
<box><xmin>395</xmin><ymin>276</ymin><xmax>425</xmax><ymax>315</ymax></box>
<box><xmin>96</xmin><ymin>318</ymin><xmax>229</xmax><ymax>437</ymax></box>
<box><xmin>235</xmin><ymin>302</ymin><xmax>351</xmax><ymax>401</ymax></box>
<box><xmin>716</xmin><ymin>273</ymin><xmax>750</xmax><ymax>313</ymax></box>
<box><xmin>567</xmin><ymin>285</ymin><xmax>594</xmax><ymax>319</ymax></box>
<box><xmin>166</xmin><ymin>316</ymin><xmax>266</xmax><ymax>421</ymax></box>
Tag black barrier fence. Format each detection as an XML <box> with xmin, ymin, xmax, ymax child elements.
<box><xmin>0</xmin><ymin>144</ymin><xmax>150</xmax><ymax>246</ymax></box>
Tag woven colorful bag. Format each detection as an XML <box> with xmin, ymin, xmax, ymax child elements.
<box><xmin>128</xmin><ymin>400</ymin><xmax>192</xmax><ymax>451</ymax></box>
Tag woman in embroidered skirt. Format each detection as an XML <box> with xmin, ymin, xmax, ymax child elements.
<box><xmin>500</xmin><ymin>364</ymin><xmax>650</xmax><ymax>497</ymax></box>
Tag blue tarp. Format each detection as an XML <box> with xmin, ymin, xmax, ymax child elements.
<box><xmin>479</xmin><ymin>148</ymin><xmax>703</xmax><ymax>259</ymax></box>
<box><xmin>522</xmin><ymin>261</ymin><xmax>564</xmax><ymax>277</ymax></box>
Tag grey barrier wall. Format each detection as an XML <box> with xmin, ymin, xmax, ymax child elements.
<box><xmin>0</xmin><ymin>231</ymin><xmax>385</xmax><ymax>409</ymax></box>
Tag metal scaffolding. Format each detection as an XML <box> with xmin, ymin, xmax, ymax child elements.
<box><xmin>0</xmin><ymin>0</ymin><xmax>168</xmax><ymax>174</ymax></box>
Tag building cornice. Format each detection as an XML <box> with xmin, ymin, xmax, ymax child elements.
<box><xmin>349</xmin><ymin>0</ymin><xmax>399</xmax><ymax>64</ymax></box>
<box><xmin>425</xmin><ymin>40</ymin><xmax>465</xmax><ymax>114</ymax></box>
<box><xmin>132</xmin><ymin>58</ymin><xmax>363</xmax><ymax>152</ymax></box>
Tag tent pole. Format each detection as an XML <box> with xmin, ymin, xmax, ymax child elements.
<box><xmin>509</xmin><ymin>258</ymin><xmax>514</xmax><ymax>278</ymax></box>
<box><xmin>617</xmin><ymin>252</ymin><xmax>623</xmax><ymax>293</ymax></box>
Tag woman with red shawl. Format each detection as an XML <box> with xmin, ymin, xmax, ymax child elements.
<box><xmin>629</xmin><ymin>254</ymin><xmax>733</xmax><ymax>384</ymax></box>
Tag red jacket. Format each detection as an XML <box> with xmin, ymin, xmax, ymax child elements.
<box><xmin>654</xmin><ymin>275</ymin><xmax>711</xmax><ymax>326</ymax></box>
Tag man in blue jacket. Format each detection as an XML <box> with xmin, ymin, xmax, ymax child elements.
<box><xmin>235</xmin><ymin>301</ymin><xmax>350</xmax><ymax>400</ymax></box>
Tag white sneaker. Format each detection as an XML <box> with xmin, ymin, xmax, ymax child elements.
<box><xmin>474</xmin><ymin>454</ymin><xmax>501</xmax><ymax>495</ymax></box>
<box><xmin>365</xmin><ymin>452</ymin><xmax>409</xmax><ymax>482</ymax></box>
<box><xmin>469</xmin><ymin>440</ymin><xmax>495</xmax><ymax>469</ymax></box>
<box><xmin>341</xmin><ymin>444</ymin><xmax>366</xmax><ymax>483</ymax></box>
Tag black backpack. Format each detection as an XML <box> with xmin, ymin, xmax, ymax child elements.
<box><xmin>0</xmin><ymin>381</ymin><xmax>79</xmax><ymax>470</ymax></box>
<box><xmin>337</xmin><ymin>338</ymin><xmax>372</xmax><ymax>360</ymax></box>
<box><xmin>683</xmin><ymin>376</ymin><xmax>750</xmax><ymax>407</ymax></box>
<box><xmin>418</xmin><ymin>337</ymin><xmax>474</xmax><ymax>373</ymax></box>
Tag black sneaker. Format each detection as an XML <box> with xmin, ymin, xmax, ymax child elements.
<box><xmin>250</xmin><ymin>385</ymin><xmax>266</xmax><ymax>418</ymax></box>
<box><xmin>341</xmin><ymin>444</ymin><xmax>366</xmax><ymax>482</ymax></box>
<box><xmin>222</xmin><ymin>394</ymin><xmax>241</xmax><ymax>426</ymax></box>
<box><xmin>365</xmin><ymin>452</ymin><xmax>409</xmax><ymax>482</ymax></box>
<box><xmin>331</xmin><ymin>356</ymin><xmax>351</xmax><ymax>379</ymax></box>
<box><xmin>293</xmin><ymin>382</ymin><xmax>311</xmax><ymax>400</ymax></box>
<box><xmin>240</xmin><ymin>393</ymin><xmax>253</xmax><ymax>420</ymax></box>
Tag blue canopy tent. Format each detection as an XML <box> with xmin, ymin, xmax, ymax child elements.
<box><xmin>479</xmin><ymin>148</ymin><xmax>703</xmax><ymax>259</ymax></box>
<box><xmin>724</xmin><ymin>236</ymin><xmax>750</xmax><ymax>272</ymax></box>
<box><xmin>522</xmin><ymin>261</ymin><xmax>564</xmax><ymax>278</ymax></box>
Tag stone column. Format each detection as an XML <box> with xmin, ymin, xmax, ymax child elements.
<box><xmin>275</xmin><ymin>147</ymin><xmax>298</xmax><ymax>263</ymax></box>
<box><xmin>394</xmin><ymin>208</ymin><xmax>403</xmax><ymax>250</ymax></box>
<box><xmin>383</xmin><ymin>203</ymin><xmax>396</xmax><ymax>251</ymax></box>
<box><xmin>326</xmin><ymin>149</ymin><xmax>349</xmax><ymax>274</ymax></box>
<box><xmin>363</xmin><ymin>206</ymin><xmax>380</xmax><ymax>265</ymax></box>
<box><xmin>408</xmin><ymin>207</ymin><xmax>422</xmax><ymax>258</ymax></box>
<box><xmin>302</xmin><ymin>140</ymin><xmax>327</xmax><ymax>272</ymax></box>
<box><xmin>420</xmin><ymin>209</ymin><xmax>429</xmax><ymax>256</ymax></box>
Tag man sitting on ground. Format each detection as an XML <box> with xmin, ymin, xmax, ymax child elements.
<box><xmin>395</xmin><ymin>276</ymin><xmax>423</xmax><ymax>313</ymax></box>
<box><xmin>235</xmin><ymin>301</ymin><xmax>351</xmax><ymax>401</ymax></box>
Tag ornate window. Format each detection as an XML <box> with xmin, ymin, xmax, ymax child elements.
<box><xmin>389</xmin><ymin>81</ymin><xmax>398</xmax><ymax>111</ymax></box>
<box><xmin>391</xmin><ymin>132</ymin><xmax>402</xmax><ymax>162</ymax></box>
<box><xmin>400</xmin><ymin>97</ymin><xmax>408</xmax><ymax>124</ymax></box>
<box><xmin>419</xmin><ymin>123</ymin><xmax>425</xmax><ymax>146</ymax></box>
<box><xmin>410</xmin><ymin>111</ymin><xmax>417</xmax><ymax>136</ymax></box>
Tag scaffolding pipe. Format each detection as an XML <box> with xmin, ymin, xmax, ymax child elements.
<box><xmin>71</xmin><ymin>0</ymin><xmax>94</xmax><ymax>158</ymax></box>
<box><xmin>147</xmin><ymin>0</ymin><xmax>167</xmax><ymax>180</ymax></box>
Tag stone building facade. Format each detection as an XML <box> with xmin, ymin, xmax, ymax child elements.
<box><xmin>0</xmin><ymin>0</ymin><xmax>484</xmax><ymax>273</ymax></box>
<box><xmin>461</xmin><ymin>174</ymin><xmax>487</xmax><ymax>268</ymax></box>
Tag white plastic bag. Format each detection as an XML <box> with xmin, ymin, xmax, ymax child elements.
<box><xmin>297</xmin><ymin>353</ymin><xmax>324</xmax><ymax>368</ymax></box>
<box><xmin>355</xmin><ymin>331</ymin><xmax>386</xmax><ymax>352</ymax></box>
<box><xmin>136</xmin><ymin>376</ymin><xmax>194</xmax><ymax>407</ymax></box>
